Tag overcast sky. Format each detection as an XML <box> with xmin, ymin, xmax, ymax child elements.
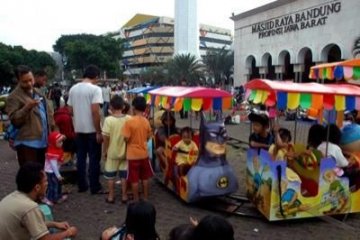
<box><xmin>0</xmin><ymin>0</ymin><xmax>274</xmax><ymax>52</ymax></box>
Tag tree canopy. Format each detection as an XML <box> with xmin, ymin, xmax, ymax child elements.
<box><xmin>166</xmin><ymin>53</ymin><xmax>205</xmax><ymax>85</ymax></box>
<box><xmin>203</xmin><ymin>47</ymin><xmax>234</xmax><ymax>86</ymax></box>
<box><xmin>53</xmin><ymin>34</ymin><xmax>124</xmax><ymax>79</ymax></box>
<box><xmin>0</xmin><ymin>43</ymin><xmax>57</xmax><ymax>86</ymax></box>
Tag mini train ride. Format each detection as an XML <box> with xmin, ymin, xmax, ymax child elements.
<box><xmin>244</xmin><ymin>58</ymin><xmax>360</xmax><ymax>221</ymax></box>
<box><xmin>137</xmin><ymin>59</ymin><xmax>360</xmax><ymax>222</ymax></box>
<box><xmin>147</xmin><ymin>86</ymin><xmax>239</xmax><ymax>203</ymax></box>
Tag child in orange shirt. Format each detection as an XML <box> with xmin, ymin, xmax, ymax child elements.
<box><xmin>122</xmin><ymin>96</ymin><xmax>153</xmax><ymax>201</ymax></box>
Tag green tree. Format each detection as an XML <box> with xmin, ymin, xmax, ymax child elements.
<box><xmin>166</xmin><ymin>53</ymin><xmax>204</xmax><ymax>85</ymax></box>
<box><xmin>353</xmin><ymin>37</ymin><xmax>360</xmax><ymax>58</ymax></box>
<box><xmin>53</xmin><ymin>34</ymin><xmax>124</xmax><ymax>79</ymax></box>
<box><xmin>0</xmin><ymin>43</ymin><xmax>57</xmax><ymax>86</ymax></box>
<box><xmin>203</xmin><ymin>47</ymin><xmax>234</xmax><ymax>87</ymax></box>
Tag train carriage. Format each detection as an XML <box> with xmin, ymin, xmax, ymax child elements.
<box><xmin>147</xmin><ymin>86</ymin><xmax>239</xmax><ymax>202</ymax></box>
<box><xmin>245</xmin><ymin>59</ymin><xmax>360</xmax><ymax>221</ymax></box>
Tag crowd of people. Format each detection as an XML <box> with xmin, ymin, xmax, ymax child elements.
<box><xmin>0</xmin><ymin>64</ymin><xmax>235</xmax><ymax>240</ymax></box>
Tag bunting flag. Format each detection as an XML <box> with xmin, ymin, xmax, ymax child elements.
<box><xmin>343</xmin><ymin>67</ymin><xmax>354</xmax><ymax>80</ymax></box>
<box><xmin>191</xmin><ymin>98</ymin><xmax>203</xmax><ymax>111</ymax></box>
<box><xmin>155</xmin><ymin>95</ymin><xmax>161</xmax><ymax>106</ymax></box>
<box><xmin>287</xmin><ymin>93</ymin><xmax>300</xmax><ymax>110</ymax></box>
<box><xmin>222</xmin><ymin>97</ymin><xmax>232</xmax><ymax>110</ymax></box>
<box><xmin>265</xmin><ymin>91</ymin><xmax>276</xmax><ymax>107</ymax></box>
<box><xmin>161</xmin><ymin>96</ymin><xmax>168</xmax><ymax>109</ymax></box>
<box><xmin>311</xmin><ymin>94</ymin><xmax>323</xmax><ymax>110</ymax></box>
<box><xmin>213</xmin><ymin>98</ymin><xmax>222</xmax><ymax>111</ymax></box>
<box><xmin>309</xmin><ymin>59</ymin><xmax>360</xmax><ymax>81</ymax></box>
<box><xmin>323</xmin><ymin>94</ymin><xmax>335</xmax><ymax>110</ymax></box>
<box><xmin>346</xmin><ymin>96</ymin><xmax>356</xmax><ymax>111</ymax></box>
<box><xmin>249</xmin><ymin>90</ymin><xmax>256</xmax><ymax>101</ymax></box>
<box><xmin>253</xmin><ymin>90</ymin><xmax>264</xmax><ymax>104</ymax></box>
<box><xmin>300</xmin><ymin>93</ymin><xmax>312</xmax><ymax>109</ymax></box>
<box><xmin>277</xmin><ymin>92</ymin><xmax>287</xmax><ymax>110</ymax></box>
<box><xmin>173</xmin><ymin>98</ymin><xmax>184</xmax><ymax>112</ymax></box>
<box><xmin>335</xmin><ymin>95</ymin><xmax>346</xmax><ymax>111</ymax></box>
<box><xmin>183</xmin><ymin>98</ymin><xmax>191</xmax><ymax>111</ymax></box>
<box><xmin>202</xmin><ymin>98</ymin><xmax>212</xmax><ymax>111</ymax></box>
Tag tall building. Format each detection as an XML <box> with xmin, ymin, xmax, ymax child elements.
<box><xmin>115</xmin><ymin>14</ymin><xmax>232</xmax><ymax>75</ymax></box>
<box><xmin>174</xmin><ymin>0</ymin><xmax>199</xmax><ymax>57</ymax></box>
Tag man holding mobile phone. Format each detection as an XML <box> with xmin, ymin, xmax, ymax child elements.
<box><xmin>5</xmin><ymin>65</ymin><xmax>54</xmax><ymax>167</ymax></box>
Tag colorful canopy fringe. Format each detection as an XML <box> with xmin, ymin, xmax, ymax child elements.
<box><xmin>145</xmin><ymin>95</ymin><xmax>233</xmax><ymax>111</ymax></box>
<box><xmin>148</xmin><ymin>86</ymin><xmax>233</xmax><ymax>112</ymax></box>
<box><xmin>245</xmin><ymin>79</ymin><xmax>360</xmax><ymax>111</ymax></box>
<box><xmin>309</xmin><ymin>59</ymin><xmax>360</xmax><ymax>81</ymax></box>
<box><xmin>248</xmin><ymin>89</ymin><xmax>360</xmax><ymax>111</ymax></box>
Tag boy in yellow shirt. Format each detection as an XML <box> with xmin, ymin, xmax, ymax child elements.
<box><xmin>173</xmin><ymin>127</ymin><xmax>199</xmax><ymax>176</ymax></box>
<box><xmin>102</xmin><ymin>95</ymin><xmax>131</xmax><ymax>203</ymax></box>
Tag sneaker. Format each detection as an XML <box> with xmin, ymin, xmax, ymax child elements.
<box><xmin>56</xmin><ymin>195</ymin><xmax>68</xmax><ymax>204</ymax></box>
<box><xmin>42</xmin><ymin>198</ymin><xmax>54</xmax><ymax>206</ymax></box>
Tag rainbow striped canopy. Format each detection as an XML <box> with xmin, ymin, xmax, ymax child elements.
<box><xmin>245</xmin><ymin>79</ymin><xmax>360</xmax><ymax>111</ymax></box>
<box><xmin>309</xmin><ymin>59</ymin><xmax>360</xmax><ymax>81</ymax></box>
<box><xmin>147</xmin><ymin>86</ymin><xmax>233</xmax><ymax>112</ymax></box>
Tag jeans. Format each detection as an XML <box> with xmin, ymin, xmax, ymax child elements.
<box><xmin>103</xmin><ymin>102</ymin><xmax>110</xmax><ymax>117</ymax></box>
<box><xmin>16</xmin><ymin>145</ymin><xmax>46</xmax><ymax>167</ymax></box>
<box><xmin>75</xmin><ymin>133</ymin><xmax>102</xmax><ymax>193</ymax></box>
<box><xmin>46</xmin><ymin>172</ymin><xmax>62</xmax><ymax>202</ymax></box>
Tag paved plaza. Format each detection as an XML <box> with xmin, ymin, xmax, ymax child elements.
<box><xmin>1</xmin><ymin>119</ymin><xmax>360</xmax><ymax>239</ymax></box>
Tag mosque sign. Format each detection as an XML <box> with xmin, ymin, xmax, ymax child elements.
<box><xmin>252</xmin><ymin>1</ymin><xmax>341</xmax><ymax>39</ymax></box>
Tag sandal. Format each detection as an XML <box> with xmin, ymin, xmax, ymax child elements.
<box><xmin>105</xmin><ymin>198</ymin><xmax>115</xmax><ymax>204</ymax></box>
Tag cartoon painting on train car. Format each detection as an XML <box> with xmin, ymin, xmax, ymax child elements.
<box><xmin>318</xmin><ymin>158</ymin><xmax>351</xmax><ymax>215</ymax></box>
<box><xmin>247</xmin><ymin>145</ymin><xmax>360</xmax><ymax>220</ymax></box>
<box><xmin>246</xmin><ymin>149</ymin><xmax>273</xmax><ymax>217</ymax></box>
<box><xmin>270</xmin><ymin>160</ymin><xmax>312</xmax><ymax>220</ymax></box>
<box><xmin>246</xmin><ymin>149</ymin><xmax>315</xmax><ymax>221</ymax></box>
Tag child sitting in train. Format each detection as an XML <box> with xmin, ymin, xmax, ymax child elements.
<box><xmin>269</xmin><ymin>127</ymin><xmax>294</xmax><ymax>161</ymax></box>
<box><xmin>248</xmin><ymin>111</ymin><xmax>274</xmax><ymax>151</ymax></box>
<box><xmin>317</xmin><ymin>124</ymin><xmax>349</xmax><ymax>168</ymax></box>
<box><xmin>173</xmin><ymin>127</ymin><xmax>199</xmax><ymax>176</ymax></box>
<box><xmin>269</xmin><ymin>127</ymin><xmax>300</xmax><ymax>183</ymax></box>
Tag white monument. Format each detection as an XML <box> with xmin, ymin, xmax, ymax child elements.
<box><xmin>174</xmin><ymin>0</ymin><xmax>200</xmax><ymax>57</ymax></box>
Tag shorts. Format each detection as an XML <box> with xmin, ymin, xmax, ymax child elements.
<box><xmin>104</xmin><ymin>170</ymin><xmax>127</xmax><ymax>180</ymax></box>
<box><xmin>104</xmin><ymin>158</ymin><xmax>127</xmax><ymax>180</ymax></box>
<box><xmin>127</xmin><ymin>158</ymin><xmax>154</xmax><ymax>183</ymax></box>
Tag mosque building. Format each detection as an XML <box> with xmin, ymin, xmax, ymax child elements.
<box><xmin>231</xmin><ymin>0</ymin><xmax>360</xmax><ymax>85</ymax></box>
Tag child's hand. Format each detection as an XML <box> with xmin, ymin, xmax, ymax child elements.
<box><xmin>54</xmin><ymin>221</ymin><xmax>70</xmax><ymax>230</ymax></box>
<box><xmin>58</xmin><ymin>176</ymin><xmax>64</xmax><ymax>182</ymax></box>
<box><xmin>189</xmin><ymin>216</ymin><xmax>199</xmax><ymax>226</ymax></box>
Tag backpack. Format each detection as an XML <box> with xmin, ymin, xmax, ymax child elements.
<box><xmin>4</xmin><ymin>124</ymin><xmax>18</xmax><ymax>141</ymax></box>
